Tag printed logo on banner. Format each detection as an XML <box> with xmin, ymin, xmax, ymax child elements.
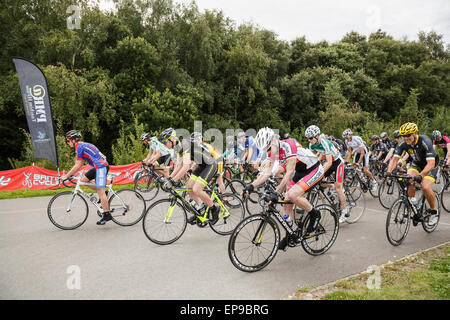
<box><xmin>22</xmin><ymin>171</ymin><xmax>59</xmax><ymax>188</ymax></box>
<box><xmin>0</xmin><ymin>176</ymin><xmax>11</xmax><ymax>186</ymax></box>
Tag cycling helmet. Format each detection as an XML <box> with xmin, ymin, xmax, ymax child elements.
<box><xmin>432</xmin><ymin>130</ymin><xmax>442</xmax><ymax>141</ymax></box>
<box><xmin>393</xmin><ymin>130</ymin><xmax>400</xmax><ymax>139</ymax></box>
<box><xmin>255</xmin><ymin>127</ymin><xmax>274</xmax><ymax>151</ymax></box>
<box><xmin>237</xmin><ymin>131</ymin><xmax>246</xmax><ymax>139</ymax></box>
<box><xmin>342</xmin><ymin>129</ymin><xmax>353</xmax><ymax>138</ymax></box>
<box><xmin>65</xmin><ymin>130</ymin><xmax>81</xmax><ymax>141</ymax></box>
<box><xmin>329</xmin><ymin>135</ymin><xmax>335</xmax><ymax>141</ymax></box>
<box><xmin>140</xmin><ymin>132</ymin><xmax>151</xmax><ymax>141</ymax></box>
<box><xmin>371</xmin><ymin>135</ymin><xmax>379</xmax><ymax>141</ymax></box>
<box><xmin>190</xmin><ymin>131</ymin><xmax>203</xmax><ymax>142</ymax></box>
<box><xmin>159</xmin><ymin>127</ymin><xmax>176</xmax><ymax>142</ymax></box>
<box><xmin>380</xmin><ymin>132</ymin><xmax>387</xmax><ymax>139</ymax></box>
<box><xmin>305</xmin><ymin>125</ymin><xmax>321</xmax><ymax>139</ymax></box>
<box><xmin>284</xmin><ymin>133</ymin><xmax>291</xmax><ymax>139</ymax></box>
<box><xmin>399</xmin><ymin>123</ymin><xmax>418</xmax><ymax>136</ymax></box>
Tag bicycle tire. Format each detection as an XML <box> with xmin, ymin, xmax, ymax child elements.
<box><xmin>441</xmin><ymin>181</ymin><xmax>450</xmax><ymax>213</ymax></box>
<box><xmin>109</xmin><ymin>189</ymin><xmax>146</xmax><ymax>226</ymax></box>
<box><xmin>386</xmin><ymin>199</ymin><xmax>411</xmax><ymax>246</ymax></box>
<box><xmin>224</xmin><ymin>178</ymin><xmax>246</xmax><ymax>198</ymax></box>
<box><xmin>228</xmin><ymin>214</ymin><xmax>280</xmax><ymax>272</ymax></box>
<box><xmin>142</xmin><ymin>199</ymin><xmax>187</xmax><ymax>245</ymax></box>
<box><xmin>47</xmin><ymin>191</ymin><xmax>89</xmax><ymax>230</ymax></box>
<box><xmin>300</xmin><ymin>204</ymin><xmax>339</xmax><ymax>256</ymax></box>
<box><xmin>209</xmin><ymin>193</ymin><xmax>245</xmax><ymax>235</ymax></box>
<box><xmin>345</xmin><ymin>186</ymin><xmax>366</xmax><ymax>224</ymax></box>
<box><xmin>134</xmin><ymin>173</ymin><xmax>159</xmax><ymax>201</ymax></box>
<box><xmin>378</xmin><ymin>177</ymin><xmax>400</xmax><ymax>209</ymax></box>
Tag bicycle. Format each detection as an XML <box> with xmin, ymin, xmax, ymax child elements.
<box><xmin>142</xmin><ymin>175</ymin><xmax>245</xmax><ymax>245</ymax></box>
<box><xmin>48</xmin><ymin>174</ymin><xmax>146</xmax><ymax>230</ymax></box>
<box><xmin>134</xmin><ymin>163</ymin><xmax>174</xmax><ymax>201</ymax></box>
<box><xmin>228</xmin><ymin>190</ymin><xmax>339</xmax><ymax>272</ymax></box>
<box><xmin>307</xmin><ymin>180</ymin><xmax>367</xmax><ymax>224</ymax></box>
<box><xmin>385</xmin><ymin>174</ymin><xmax>441</xmax><ymax>246</ymax></box>
<box><xmin>344</xmin><ymin>163</ymin><xmax>378</xmax><ymax>198</ymax></box>
<box><xmin>439</xmin><ymin>165</ymin><xmax>450</xmax><ymax>213</ymax></box>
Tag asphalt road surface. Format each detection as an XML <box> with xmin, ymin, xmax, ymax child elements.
<box><xmin>0</xmin><ymin>192</ymin><xmax>449</xmax><ymax>300</ymax></box>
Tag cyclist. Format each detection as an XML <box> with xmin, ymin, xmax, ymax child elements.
<box><xmin>432</xmin><ymin>130</ymin><xmax>450</xmax><ymax>167</ymax></box>
<box><xmin>306</xmin><ymin>125</ymin><xmax>348</xmax><ymax>223</ymax></box>
<box><xmin>158</xmin><ymin>128</ymin><xmax>220</xmax><ymax>225</ymax></box>
<box><xmin>387</xmin><ymin>123</ymin><xmax>439</xmax><ymax>225</ymax></box>
<box><xmin>343</xmin><ymin>129</ymin><xmax>378</xmax><ymax>193</ymax></box>
<box><xmin>61</xmin><ymin>130</ymin><xmax>111</xmax><ymax>225</ymax></box>
<box><xmin>380</xmin><ymin>132</ymin><xmax>392</xmax><ymax>151</ymax></box>
<box><xmin>243</xmin><ymin>127</ymin><xmax>324</xmax><ymax>251</ymax></box>
<box><xmin>191</xmin><ymin>132</ymin><xmax>226</xmax><ymax>195</ymax></box>
<box><xmin>141</xmin><ymin>133</ymin><xmax>172</xmax><ymax>178</ymax></box>
<box><xmin>238</xmin><ymin>132</ymin><xmax>260</xmax><ymax>171</ymax></box>
<box><xmin>369</xmin><ymin>135</ymin><xmax>389</xmax><ymax>162</ymax></box>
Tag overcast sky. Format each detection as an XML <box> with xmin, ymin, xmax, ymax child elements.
<box><xmin>99</xmin><ymin>0</ymin><xmax>450</xmax><ymax>44</ymax></box>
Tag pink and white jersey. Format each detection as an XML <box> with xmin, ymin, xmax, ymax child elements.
<box><xmin>269</xmin><ymin>139</ymin><xmax>319</xmax><ymax>172</ymax></box>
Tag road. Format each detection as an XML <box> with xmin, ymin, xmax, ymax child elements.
<box><xmin>0</xmin><ymin>193</ymin><xmax>449</xmax><ymax>300</ymax></box>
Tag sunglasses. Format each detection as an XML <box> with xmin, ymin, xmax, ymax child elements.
<box><xmin>307</xmin><ymin>137</ymin><xmax>316</xmax><ymax>141</ymax></box>
<box><xmin>401</xmin><ymin>134</ymin><xmax>413</xmax><ymax>138</ymax></box>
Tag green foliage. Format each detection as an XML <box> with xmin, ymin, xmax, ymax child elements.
<box><xmin>1</xmin><ymin>0</ymin><xmax>449</xmax><ymax>169</ymax></box>
<box><xmin>111</xmin><ymin>116</ymin><xmax>148</xmax><ymax>165</ymax></box>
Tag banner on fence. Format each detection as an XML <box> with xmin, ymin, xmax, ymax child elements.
<box><xmin>0</xmin><ymin>163</ymin><xmax>141</xmax><ymax>191</ymax></box>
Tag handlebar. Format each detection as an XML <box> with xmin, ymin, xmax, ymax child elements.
<box><xmin>60</xmin><ymin>176</ymin><xmax>77</xmax><ymax>188</ymax></box>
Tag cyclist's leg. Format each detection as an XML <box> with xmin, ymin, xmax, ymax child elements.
<box><xmin>81</xmin><ymin>168</ymin><xmax>97</xmax><ymax>192</ymax></box>
<box><xmin>407</xmin><ymin>166</ymin><xmax>419</xmax><ymax>198</ymax></box>
<box><xmin>333</xmin><ymin>160</ymin><xmax>347</xmax><ymax>210</ymax></box>
<box><xmin>95</xmin><ymin>166</ymin><xmax>110</xmax><ymax>212</ymax></box>
<box><xmin>191</xmin><ymin>163</ymin><xmax>218</xmax><ymax>208</ymax></box>
<box><xmin>422</xmin><ymin>168</ymin><xmax>439</xmax><ymax>211</ymax></box>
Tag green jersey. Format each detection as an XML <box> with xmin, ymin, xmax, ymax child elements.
<box><xmin>309</xmin><ymin>135</ymin><xmax>342</xmax><ymax>161</ymax></box>
<box><xmin>150</xmin><ymin>137</ymin><xmax>172</xmax><ymax>157</ymax></box>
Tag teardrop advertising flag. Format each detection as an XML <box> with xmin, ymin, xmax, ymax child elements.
<box><xmin>12</xmin><ymin>57</ymin><xmax>58</xmax><ymax>167</ymax></box>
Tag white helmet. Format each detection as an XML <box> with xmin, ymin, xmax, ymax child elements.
<box><xmin>305</xmin><ymin>125</ymin><xmax>321</xmax><ymax>139</ymax></box>
<box><xmin>255</xmin><ymin>127</ymin><xmax>274</xmax><ymax>151</ymax></box>
<box><xmin>342</xmin><ymin>129</ymin><xmax>353</xmax><ymax>138</ymax></box>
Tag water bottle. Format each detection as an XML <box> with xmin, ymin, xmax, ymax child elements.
<box><xmin>283</xmin><ymin>214</ymin><xmax>293</xmax><ymax>228</ymax></box>
<box><xmin>409</xmin><ymin>197</ymin><xmax>419</xmax><ymax>210</ymax></box>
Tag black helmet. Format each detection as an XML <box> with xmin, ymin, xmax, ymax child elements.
<box><xmin>158</xmin><ymin>128</ymin><xmax>176</xmax><ymax>142</ymax></box>
<box><xmin>371</xmin><ymin>135</ymin><xmax>379</xmax><ymax>141</ymax></box>
<box><xmin>65</xmin><ymin>130</ymin><xmax>81</xmax><ymax>141</ymax></box>
<box><xmin>393</xmin><ymin>130</ymin><xmax>400</xmax><ymax>139</ymax></box>
<box><xmin>140</xmin><ymin>132</ymin><xmax>151</xmax><ymax>141</ymax></box>
<box><xmin>284</xmin><ymin>133</ymin><xmax>291</xmax><ymax>139</ymax></box>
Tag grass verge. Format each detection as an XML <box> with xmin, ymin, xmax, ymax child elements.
<box><xmin>291</xmin><ymin>243</ymin><xmax>449</xmax><ymax>300</ymax></box>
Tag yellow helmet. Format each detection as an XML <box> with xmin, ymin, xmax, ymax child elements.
<box><xmin>399</xmin><ymin>122</ymin><xmax>418</xmax><ymax>136</ymax></box>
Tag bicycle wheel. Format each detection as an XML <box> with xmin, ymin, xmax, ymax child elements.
<box><xmin>386</xmin><ymin>199</ymin><xmax>411</xmax><ymax>246</ymax></box>
<box><xmin>224</xmin><ymin>178</ymin><xmax>245</xmax><ymax>198</ymax></box>
<box><xmin>142</xmin><ymin>199</ymin><xmax>187</xmax><ymax>245</ymax></box>
<box><xmin>422</xmin><ymin>193</ymin><xmax>440</xmax><ymax>233</ymax></box>
<box><xmin>109</xmin><ymin>189</ymin><xmax>146</xmax><ymax>226</ymax></box>
<box><xmin>345</xmin><ymin>186</ymin><xmax>366</xmax><ymax>224</ymax></box>
<box><xmin>134</xmin><ymin>173</ymin><xmax>159</xmax><ymax>201</ymax></box>
<box><xmin>301</xmin><ymin>204</ymin><xmax>339</xmax><ymax>256</ymax></box>
<box><xmin>210</xmin><ymin>193</ymin><xmax>245</xmax><ymax>235</ymax></box>
<box><xmin>228</xmin><ymin>214</ymin><xmax>280</xmax><ymax>272</ymax></box>
<box><xmin>47</xmin><ymin>191</ymin><xmax>89</xmax><ymax>230</ymax></box>
<box><xmin>378</xmin><ymin>178</ymin><xmax>400</xmax><ymax>209</ymax></box>
<box><xmin>441</xmin><ymin>181</ymin><xmax>450</xmax><ymax>213</ymax></box>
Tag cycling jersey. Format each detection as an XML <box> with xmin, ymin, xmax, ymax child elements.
<box><xmin>309</xmin><ymin>135</ymin><xmax>342</xmax><ymax>162</ymax></box>
<box><xmin>269</xmin><ymin>138</ymin><xmax>319</xmax><ymax>172</ymax></box>
<box><xmin>76</xmin><ymin>142</ymin><xmax>108</xmax><ymax>169</ymax></box>
<box><xmin>433</xmin><ymin>136</ymin><xmax>450</xmax><ymax>155</ymax></box>
<box><xmin>245</xmin><ymin>136</ymin><xmax>260</xmax><ymax>161</ymax></box>
<box><xmin>394</xmin><ymin>135</ymin><xmax>439</xmax><ymax>170</ymax></box>
<box><xmin>370</xmin><ymin>141</ymin><xmax>389</xmax><ymax>157</ymax></box>
<box><xmin>150</xmin><ymin>137</ymin><xmax>171</xmax><ymax>157</ymax></box>
<box><xmin>346</xmin><ymin>136</ymin><xmax>368</xmax><ymax>154</ymax></box>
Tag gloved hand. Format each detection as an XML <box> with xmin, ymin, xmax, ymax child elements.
<box><xmin>242</xmin><ymin>183</ymin><xmax>254</xmax><ymax>197</ymax></box>
<box><xmin>413</xmin><ymin>175</ymin><xmax>423</xmax><ymax>184</ymax></box>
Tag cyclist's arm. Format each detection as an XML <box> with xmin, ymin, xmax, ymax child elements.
<box><xmin>275</xmin><ymin>158</ymin><xmax>296</xmax><ymax>194</ymax></box>
<box><xmin>446</xmin><ymin>143</ymin><xmax>450</xmax><ymax>163</ymax></box>
<box><xmin>149</xmin><ymin>149</ymin><xmax>161</xmax><ymax>165</ymax></box>
<box><xmin>61</xmin><ymin>159</ymin><xmax>84</xmax><ymax>180</ymax></box>
<box><xmin>251</xmin><ymin>160</ymin><xmax>273</xmax><ymax>188</ymax></box>
<box><xmin>322</xmin><ymin>154</ymin><xmax>333</xmax><ymax>174</ymax></box>
<box><xmin>345</xmin><ymin>147</ymin><xmax>352</xmax><ymax>162</ymax></box>
<box><xmin>170</xmin><ymin>155</ymin><xmax>191</xmax><ymax>182</ymax></box>
<box><xmin>246</xmin><ymin>148</ymin><xmax>254</xmax><ymax>163</ymax></box>
<box><xmin>384</xmin><ymin>147</ymin><xmax>395</xmax><ymax>163</ymax></box>
<box><xmin>420</xmin><ymin>159</ymin><xmax>436</xmax><ymax>178</ymax></box>
<box><xmin>143</xmin><ymin>149</ymin><xmax>153</xmax><ymax>163</ymax></box>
